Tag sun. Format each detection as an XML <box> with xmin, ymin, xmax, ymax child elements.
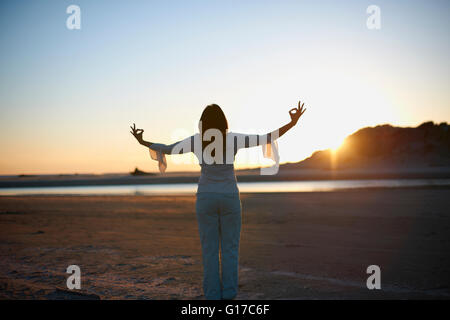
<box><xmin>330</xmin><ymin>137</ymin><xmax>346</xmax><ymax>152</ymax></box>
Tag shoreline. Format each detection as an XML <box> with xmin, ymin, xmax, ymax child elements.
<box><xmin>1</xmin><ymin>184</ymin><xmax>450</xmax><ymax>198</ymax></box>
<box><xmin>1</xmin><ymin>167</ymin><xmax>450</xmax><ymax>189</ymax></box>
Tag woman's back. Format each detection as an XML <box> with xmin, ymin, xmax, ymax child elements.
<box><xmin>194</xmin><ymin>132</ymin><xmax>243</xmax><ymax>194</ymax></box>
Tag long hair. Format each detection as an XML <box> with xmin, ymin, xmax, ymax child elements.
<box><xmin>199</xmin><ymin>104</ymin><xmax>228</xmax><ymax>163</ymax></box>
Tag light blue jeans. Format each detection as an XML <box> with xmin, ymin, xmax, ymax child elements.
<box><xmin>196</xmin><ymin>192</ymin><xmax>242</xmax><ymax>300</ymax></box>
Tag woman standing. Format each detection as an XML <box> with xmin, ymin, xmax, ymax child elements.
<box><xmin>130</xmin><ymin>101</ymin><xmax>306</xmax><ymax>299</ymax></box>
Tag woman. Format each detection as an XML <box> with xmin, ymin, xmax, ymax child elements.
<box><xmin>130</xmin><ymin>101</ymin><xmax>306</xmax><ymax>299</ymax></box>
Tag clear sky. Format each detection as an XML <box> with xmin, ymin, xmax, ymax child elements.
<box><xmin>0</xmin><ymin>0</ymin><xmax>449</xmax><ymax>175</ymax></box>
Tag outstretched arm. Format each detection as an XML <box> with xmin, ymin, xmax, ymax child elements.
<box><xmin>234</xmin><ymin>100</ymin><xmax>307</xmax><ymax>148</ymax></box>
<box><xmin>130</xmin><ymin>123</ymin><xmax>193</xmax><ymax>154</ymax></box>
<box><xmin>130</xmin><ymin>123</ymin><xmax>154</xmax><ymax>148</ymax></box>
<box><xmin>265</xmin><ymin>100</ymin><xmax>306</xmax><ymax>142</ymax></box>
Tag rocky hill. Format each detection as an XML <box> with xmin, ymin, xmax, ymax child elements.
<box><xmin>287</xmin><ymin>121</ymin><xmax>450</xmax><ymax>170</ymax></box>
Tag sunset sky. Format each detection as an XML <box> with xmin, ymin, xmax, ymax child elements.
<box><xmin>0</xmin><ymin>0</ymin><xmax>449</xmax><ymax>175</ymax></box>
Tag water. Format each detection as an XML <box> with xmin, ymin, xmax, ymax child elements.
<box><xmin>0</xmin><ymin>179</ymin><xmax>449</xmax><ymax>196</ymax></box>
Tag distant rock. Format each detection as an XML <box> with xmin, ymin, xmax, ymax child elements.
<box><xmin>288</xmin><ymin>122</ymin><xmax>450</xmax><ymax>170</ymax></box>
<box><xmin>130</xmin><ymin>167</ymin><xmax>156</xmax><ymax>176</ymax></box>
<box><xmin>17</xmin><ymin>174</ymin><xmax>35</xmax><ymax>178</ymax></box>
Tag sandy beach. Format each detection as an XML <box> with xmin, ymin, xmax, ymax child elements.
<box><xmin>1</xmin><ymin>188</ymin><xmax>450</xmax><ymax>299</ymax></box>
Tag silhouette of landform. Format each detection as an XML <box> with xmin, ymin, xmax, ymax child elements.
<box><xmin>284</xmin><ymin>121</ymin><xmax>450</xmax><ymax>170</ymax></box>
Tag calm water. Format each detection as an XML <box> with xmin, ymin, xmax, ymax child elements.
<box><xmin>0</xmin><ymin>179</ymin><xmax>449</xmax><ymax>196</ymax></box>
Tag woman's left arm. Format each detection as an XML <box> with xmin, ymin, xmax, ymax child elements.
<box><xmin>233</xmin><ymin>101</ymin><xmax>307</xmax><ymax>149</ymax></box>
<box><xmin>248</xmin><ymin>100</ymin><xmax>306</xmax><ymax>146</ymax></box>
<box><xmin>266</xmin><ymin>100</ymin><xmax>306</xmax><ymax>142</ymax></box>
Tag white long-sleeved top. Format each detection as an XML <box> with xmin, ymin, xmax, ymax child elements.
<box><xmin>148</xmin><ymin>132</ymin><xmax>279</xmax><ymax>193</ymax></box>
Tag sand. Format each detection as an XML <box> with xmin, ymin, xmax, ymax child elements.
<box><xmin>1</xmin><ymin>189</ymin><xmax>450</xmax><ymax>299</ymax></box>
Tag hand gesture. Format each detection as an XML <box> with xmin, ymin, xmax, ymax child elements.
<box><xmin>289</xmin><ymin>100</ymin><xmax>307</xmax><ymax>125</ymax></box>
<box><xmin>130</xmin><ymin>123</ymin><xmax>144</xmax><ymax>144</ymax></box>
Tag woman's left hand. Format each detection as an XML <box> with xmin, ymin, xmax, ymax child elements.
<box><xmin>289</xmin><ymin>100</ymin><xmax>307</xmax><ymax>125</ymax></box>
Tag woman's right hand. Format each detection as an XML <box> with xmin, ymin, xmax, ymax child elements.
<box><xmin>130</xmin><ymin>123</ymin><xmax>144</xmax><ymax>144</ymax></box>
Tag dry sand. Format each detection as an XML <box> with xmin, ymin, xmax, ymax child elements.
<box><xmin>1</xmin><ymin>189</ymin><xmax>450</xmax><ymax>299</ymax></box>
